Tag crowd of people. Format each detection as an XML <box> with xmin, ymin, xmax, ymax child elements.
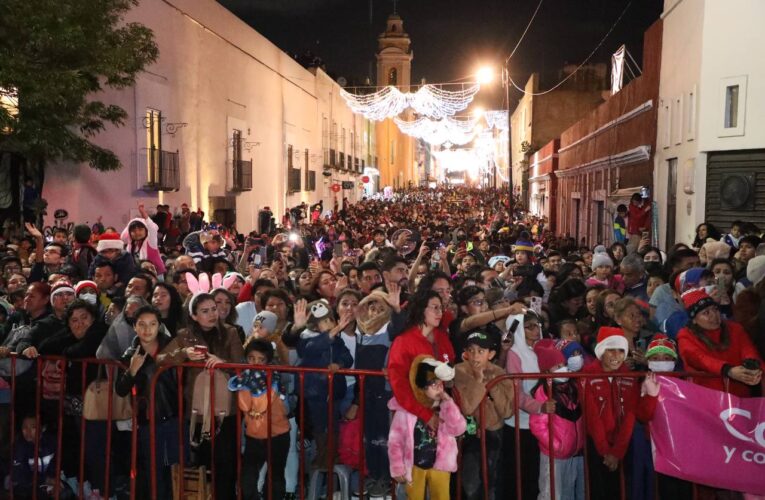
<box><xmin>0</xmin><ymin>185</ymin><xmax>762</xmax><ymax>500</ymax></box>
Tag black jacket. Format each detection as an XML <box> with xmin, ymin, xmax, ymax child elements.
<box><xmin>116</xmin><ymin>333</ymin><xmax>179</xmax><ymax>423</ymax></box>
<box><xmin>15</xmin><ymin>313</ymin><xmax>64</xmax><ymax>355</ymax></box>
<box><xmin>37</xmin><ymin>321</ymin><xmax>108</xmax><ymax>397</ymax></box>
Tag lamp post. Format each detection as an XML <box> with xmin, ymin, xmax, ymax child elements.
<box><xmin>502</xmin><ymin>64</ymin><xmax>513</xmax><ymax>216</ymax></box>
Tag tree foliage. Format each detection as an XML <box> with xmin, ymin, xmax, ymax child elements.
<box><xmin>0</xmin><ymin>0</ymin><xmax>158</xmax><ymax>170</ymax></box>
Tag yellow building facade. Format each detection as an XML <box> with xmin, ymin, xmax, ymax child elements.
<box><xmin>375</xmin><ymin>15</ymin><xmax>417</xmax><ymax>188</ymax></box>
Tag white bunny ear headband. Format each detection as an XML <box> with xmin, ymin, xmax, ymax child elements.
<box><xmin>421</xmin><ymin>358</ymin><xmax>455</xmax><ymax>382</ymax></box>
<box><xmin>187</xmin><ymin>272</ymin><xmax>213</xmax><ymax>315</ymax></box>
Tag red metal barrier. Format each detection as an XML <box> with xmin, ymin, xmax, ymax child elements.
<box><xmin>2</xmin><ymin>354</ymin><xmax>720</xmax><ymax>500</ymax></box>
<box><xmin>3</xmin><ymin>354</ymin><xmax>135</xmax><ymax>500</ymax></box>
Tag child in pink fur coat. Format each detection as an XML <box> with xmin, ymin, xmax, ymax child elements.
<box><xmin>387</xmin><ymin>355</ymin><xmax>466</xmax><ymax>500</ymax></box>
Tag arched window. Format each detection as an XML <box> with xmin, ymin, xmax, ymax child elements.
<box><xmin>388</xmin><ymin>68</ymin><xmax>397</xmax><ymax>85</ymax></box>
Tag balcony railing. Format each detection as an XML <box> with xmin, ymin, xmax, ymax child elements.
<box><xmin>145</xmin><ymin>149</ymin><xmax>180</xmax><ymax>191</ymax></box>
<box><xmin>231</xmin><ymin>159</ymin><xmax>252</xmax><ymax>191</ymax></box>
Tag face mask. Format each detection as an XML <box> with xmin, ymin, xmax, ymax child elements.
<box><xmin>567</xmin><ymin>355</ymin><xmax>584</xmax><ymax>372</ymax></box>
<box><xmin>553</xmin><ymin>366</ymin><xmax>570</xmax><ymax>383</ymax></box>
<box><xmin>80</xmin><ymin>293</ymin><xmax>97</xmax><ymax>305</ymax></box>
<box><xmin>648</xmin><ymin>360</ymin><xmax>675</xmax><ymax>372</ymax></box>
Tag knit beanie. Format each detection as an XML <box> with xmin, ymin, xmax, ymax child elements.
<box><xmin>681</xmin><ymin>288</ymin><xmax>717</xmax><ymax>319</ymax></box>
<box><xmin>74</xmin><ymin>280</ymin><xmax>98</xmax><ymax>296</ymax></box>
<box><xmin>557</xmin><ymin>339</ymin><xmax>585</xmax><ymax>360</ymax></box>
<box><xmin>73</xmin><ymin>224</ymin><xmax>92</xmax><ymax>244</ymax></box>
<box><xmin>50</xmin><ymin>281</ymin><xmax>75</xmax><ymax>305</ymax></box>
<box><xmin>594</xmin><ymin>327</ymin><xmax>629</xmax><ymax>360</ymax></box>
<box><xmin>513</xmin><ymin>239</ymin><xmax>534</xmax><ymax>253</ymax></box>
<box><xmin>96</xmin><ymin>232</ymin><xmax>124</xmax><ymax>252</ymax></box>
<box><xmin>645</xmin><ymin>334</ymin><xmax>678</xmax><ymax>359</ymax></box>
<box><xmin>591</xmin><ymin>253</ymin><xmax>614</xmax><ymax>270</ymax></box>
<box><xmin>534</xmin><ymin>338</ymin><xmax>566</xmax><ymax>372</ymax></box>
<box><xmin>746</xmin><ymin>255</ymin><xmax>765</xmax><ymax>287</ymax></box>
<box><xmin>593</xmin><ymin>245</ymin><xmax>607</xmax><ymax>255</ymax></box>
<box><xmin>674</xmin><ymin>267</ymin><xmax>706</xmax><ymax>293</ymax></box>
<box><xmin>252</xmin><ymin>311</ymin><xmax>278</xmax><ymax>334</ymax></box>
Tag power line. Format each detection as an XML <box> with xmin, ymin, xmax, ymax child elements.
<box><xmin>505</xmin><ymin>0</ymin><xmax>545</xmax><ymax>63</ymax></box>
<box><xmin>509</xmin><ymin>0</ymin><xmax>634</xmax><ymax>96</ymax></box>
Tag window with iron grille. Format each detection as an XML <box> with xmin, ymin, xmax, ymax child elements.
<box><xmin>339</xmin><ymin>152</ymin><xmax>345</xmax><ymax>170</ymax></box>
<box><xmin>287</xmin><ymin>144</ymin><xmax>301</xmax><ymax>192</ymax></box>
<box><xmin>146</xmin><ymin>109</ymin><xmax>161</xmax><ymax>186</ymax></box>
<box><xmin>330</xmin><ymin>149</ymin><xmax>336</xmax><ymax>167</ymax></box>
<box><xmin>144</xmin><ymin>109</ymin><xmax>180</xmax><ymax>191</ymax></box>
<box><xmin>231</xmin><ymin>129</ymin><xmax>252</xmax><ymax>191</ymax></box>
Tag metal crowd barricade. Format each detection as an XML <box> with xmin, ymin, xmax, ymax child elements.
<box><xmin>2</xmin><ymin>353</ymin><xmax>721</xmax><ymax>500</ymax></box>
<box><xmin>4</xmin><ymin>354</ymin><xmax>135</xmax><ymax>500</ymax></box>
<box><xmin>473</xmin><ymin>370</ymin><xmax>717</xmax><ymax>500</ymax></box>
<box><xmin>147</xmin><ymin>362</ymin><xmax>389</xmax><ymax>500</ymax></box>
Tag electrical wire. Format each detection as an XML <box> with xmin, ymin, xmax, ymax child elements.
<box><xmin>509</xmin><ymin>0</ymin><xmax>634</xmax><ymax>96</ymax></box>
<box><xmin>506</xmin><ymin>0</ymin><xmax>545</xmax><ymax>63</ymax></box>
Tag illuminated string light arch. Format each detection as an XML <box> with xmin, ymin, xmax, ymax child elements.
<box><xmin>340</xmin><ymin>83</ymin><xmax>480</xmax><ymax>121</ymax></box>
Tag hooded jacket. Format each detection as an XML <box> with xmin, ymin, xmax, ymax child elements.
<box><xmin>387</xmin><ymin>355</ymin><xmax>466</xmax><ymax>486</ymax></box>
<box><xmin>387</xmin><ymin>325</ymin><xmax>455</xmax><ymax>424</ymax></box>
<box><xmin>529</xmin><ymin>382</ymin><xmax>584</xmax><ymax>458</ymax></box>
<box><xmin>121</xmin><ymin>217</ymin><xmax>166</xmax><ymax>274</ymax></box>
<box><xmin>504</xmin><ymin>315</ymin><xmax>543</xmax><ymax>428</ymax></box>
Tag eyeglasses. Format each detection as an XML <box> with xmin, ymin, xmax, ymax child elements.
<box><xmin>426</xmin><ymin>305</ymin><xmax>444</xmax><ymax>312</ymax></box>
<box><xmin>468</xmin><ymin>299</ymin><xmax>487</xmax><ymax>307</ymax></box>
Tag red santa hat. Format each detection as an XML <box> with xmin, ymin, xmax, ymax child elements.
<box><xmin>96</xmin><ymin>232</ymin><xmax>124</xmax><ymax>252</ymax></box>
<box><xmin>594</xmin><ymin>326</ymin><xmax>629</xmax><ymax>360</ymax></box>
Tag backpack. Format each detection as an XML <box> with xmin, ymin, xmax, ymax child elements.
<box><xmin>189</xmin><ymin>370</ymin><xmax>231</xmax><ymax>447</ymax></box>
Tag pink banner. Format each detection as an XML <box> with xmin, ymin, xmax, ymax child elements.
<box><xmin>651</xmin><ymin>376</ymin><xmax>765</xmax><ymax>495</ymax></box>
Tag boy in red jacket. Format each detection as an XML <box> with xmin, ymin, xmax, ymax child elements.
<box><xmin>582</xmin><ymin>327</ymin><xmax>659</xmax><ymax>499</ymax></box>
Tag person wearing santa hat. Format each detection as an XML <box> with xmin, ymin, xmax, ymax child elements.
<box><xmin>582</xmin><ymin>327</ymin><xmax>659</xmax><ymax>500</ymax></box>
<box><xmin>677</xmin><ymin>288</ymin><xmax>762</xmax><ymax>397</ymax></box>
<box><xmin>88</xmin><ymin>231</ymin><xmax>138</xmax><ymax>289</ymax></box>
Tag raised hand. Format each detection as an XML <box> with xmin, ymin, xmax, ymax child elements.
<box><xmin>641</xmin><ymin>372</ymin><xmax>661</xmax><ymax>397</ymax></box>
<box><xmin>293</xmin><ymin>299</ymin><xmax>308</xmax><ymax>329</ymax></box>
<box><xmin>24</xmin><ymin>223</ymin><xmax>42</xmax><ymax>240</ymax></box>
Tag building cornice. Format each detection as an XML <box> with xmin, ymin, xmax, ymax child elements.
<box><xmin>558</xmin><ymin>100</ymin><xmax>653</xmax><ymax>154</ymax></box>
<box><xmin>556</xmin><ymin>145</ymin><xmax>651</xmax><ymax>178</ymax></box>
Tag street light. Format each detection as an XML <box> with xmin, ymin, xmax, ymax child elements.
<box><xmin>476</xmin><ymin>66</ymin><xmax>494</xmax><ymax>85</ymax></box>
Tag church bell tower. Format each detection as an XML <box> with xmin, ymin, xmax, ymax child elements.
<box><xmin>376</xmin><ymin>14</ymin><xmax>416</xmax><ymax>188</ymax></box>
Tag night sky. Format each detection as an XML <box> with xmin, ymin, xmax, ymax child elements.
<box><xmin>218</xmin><ymin>0</ymin><xmax>663</xmax><ymax>109</ymax></box>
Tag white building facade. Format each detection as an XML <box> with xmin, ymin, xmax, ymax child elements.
<box><xmin>654</xmin><ymin>0</ymin><xmax>765</xmax><ymax>247</ymax></box>
<box><xmin>42</xmin><ymin>0</ymin><xmax>373</xmax><ymax>230</ymax></box>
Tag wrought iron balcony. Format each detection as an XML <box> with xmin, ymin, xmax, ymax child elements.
<box><xmin>144</xmin><ymin>149</ymin><xmax>180</xmax><ymax>191</ymax></box>
<box><xmin>231</xmin><ymin>159</ymin><xmax>252</xmax><ymax>191</ymax></box>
